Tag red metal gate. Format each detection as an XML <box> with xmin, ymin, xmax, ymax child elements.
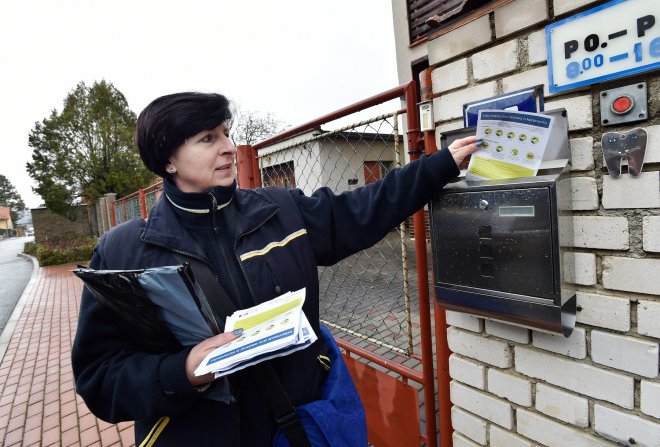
<box><xmin>237</xmin><ymin>81</ymin><xmax>449</xmax><ymax>447</ymax></box>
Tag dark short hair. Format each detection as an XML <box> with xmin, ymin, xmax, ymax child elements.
<box><xmin>135</xmin><ymin>92</ymin><xmax>232</xmax><ymax>178</ymax></box>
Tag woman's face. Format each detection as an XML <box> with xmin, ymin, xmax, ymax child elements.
<box><xmin>166</xmin><ymin>122</ymin><xmax>237</xmax><ymax>192</ymax></box>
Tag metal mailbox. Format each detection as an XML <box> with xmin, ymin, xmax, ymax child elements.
<box><xmin>431</xmin><ymin>110</ymin><xmax>576</xmax><ymax>336</ymax></box>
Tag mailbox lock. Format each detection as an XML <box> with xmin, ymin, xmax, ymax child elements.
<box><xmin>479</xmin><ymin>199</ymin><xmax>489</xmax><ymax>210</ymax></box>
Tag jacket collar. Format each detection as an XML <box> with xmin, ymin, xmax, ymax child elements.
<box><xmin>141</xmin><ymin>186</ymin><xmax>280</xmax><ymax>257</ymax></box>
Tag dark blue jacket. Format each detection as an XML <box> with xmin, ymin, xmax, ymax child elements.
<box><xmin>71</xmin><ymin>149</ymin><xmax>459</xmax><ymax>446</ymax></box>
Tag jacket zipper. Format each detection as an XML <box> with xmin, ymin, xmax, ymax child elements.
<box><xmin>233</xmin><ymin>208</ymin><xmax>279</xmax><ymax>304</ymax></box>
<box><xmin>264</xmin><ymin>258</ymin><xmax>282</xmax><ymax>295</ymax></box>
<box><xmin>210</xmin><ymin>194</ymin><xmax>245</xmax><ymax>306</ymax></box>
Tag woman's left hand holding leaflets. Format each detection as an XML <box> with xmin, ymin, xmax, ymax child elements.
<box><xmin>185</xmin><ymin>329</ymin><xmax>243</xmax><ymax>387</ymax></box>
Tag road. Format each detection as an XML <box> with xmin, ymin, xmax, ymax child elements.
<box><xmin>0</xmin><ymin>237</ymin><xmax>34</xmax><ymax>334</ymax></box>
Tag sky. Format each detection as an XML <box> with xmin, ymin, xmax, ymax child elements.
<box><xmin>0</xmin><ymin>0</ymin><xmax>399</xmax><ymax>208</ymax></box>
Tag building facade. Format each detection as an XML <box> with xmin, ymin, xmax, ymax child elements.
<box><xmin>392</xmin><ymin>0</ymin><xmax>659</xmax><ymax>445</ymax></box>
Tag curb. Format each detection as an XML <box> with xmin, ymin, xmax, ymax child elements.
<box><xmin>0</xmin><ymin>253</ymin><xmax>40</xmax><ymax>364</ymax></box>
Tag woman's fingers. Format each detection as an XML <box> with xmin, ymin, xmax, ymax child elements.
<box><xmin>447</xmin><ymin>135</ymin><xmax>482</xmax><ymax>167</ymax></box>
<box><xmin>201</xmin><ymin>329</ymin><xmax>243</xmax><ymax>352</ymax></box>
<box><xmin>448</xmin><ymin>135</ymin><xmax>478</xmax><ymax>151</ymax></box>
<box><xmin>185</xmin><ymin>329</ymin><xmax>243</xmax><ymax>386</ymax></box>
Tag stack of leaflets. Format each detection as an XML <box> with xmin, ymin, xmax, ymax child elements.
<box><xmin>195</xmin><ymin>288</ymin><xmax>317</xmax><ymax>378</ymax></box>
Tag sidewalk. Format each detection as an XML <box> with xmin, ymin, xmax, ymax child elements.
<box><xmin>0</xmin><ymin>264</ymin><xmax>135</xmax><ymax>447</ymax></box>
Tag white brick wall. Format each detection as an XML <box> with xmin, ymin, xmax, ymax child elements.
<box><xmin>450</xmin><ymin>381</ymin><xmax>514</xmax><ymax>429</ymax></box>
<box><xmin>472</xmin><ymin>39</ymin><xmax>518</xmax><ymax>81</ymax></box>
<box><xmin>553</xmin><ymin>0</ymin><xmax>600</xmax><ymax>16</ymax></box>
<box><xmin>590</xmin><ymin>331</ymin><xmax>659</xmax><ymax>378</ymax></box>
<box><xmin>517</xmin><ymin>409</ymin><xmax>614</xmax><ymax>447</ymax></box>
<box><xmin>485</xmin><ymin>320</ymin><xmax>530</xmax><ymax>344</ymax></box>
<box><xmin>515</xmin><ymin>346</ymin><xmax>634</xmax><ymax>408</ymax></box>
<box><xmin>640</xmin><ymin>380</ymin><xmax>660</xmax><ymax>418</ymax></box>
<box><xmin>643</xmin><ymin>216</ymin><xmax>660</xmax><ymax>252</ymax></box>
<box><xmin>433</xmin><ymin>81</ymin><xmax>497</xmax><ymax>121</ymax></box>
<box><xmin>535</xmin><ymin>383</ymin><xmax>589</xmax><ymax>427</ymax></box>
<box><xmin>451</xmin><ymin>406</ymin><xmax>487</xmax><ymax>444</ymax></box>
<box><xmin>560</xmin><ymin>216</ymin><xmax>629</xmax><ymax>249</ymax></box>
<box><xmin>569</xmin><ymin>136</ymin><xmax>595</xmax><ymax>171</ymax></box>
<box><xmin>532</xmin><ymin>327</ymin><xmax>587</xmax><ymax>359</ymax></box>
<box><xmin>557</xmin><ymin>177</ymin><xmax>599</xmax><ymax>211</ymax></box>
<box><xmin>527</xmin><ymin>29</ymin><xmax>546</xmax><ymax>65</ymax></box>
<box><xmin>447</xmin><ymin>326</ymin><xmax>512</xmax><ymax>368</ymax></box>
<box><xmin>594</xmin><ymin>404</ymin><xmax>660</xmax><ymax>446</ymax></box>
<box><xmin>452</xmin><ymin>432</ymin><xmax>482</xmax><ymax>447</ymax></box>
<box><xmin>602</xmin><ymin>256</ymin><xmax>660</xmax><ymax>296</ymax></box>
<box><xmin>563</xmin><ymin>252</ymin><xmax>597</xmax><ymax>285</ymax></box>
<box><xmin>432</xmin><ymin>59</ymin><xmax>468</xmax><ymax>93</ymax></box>
<box><xmin>645</xmin><ymin>124</ymin><xmax>660</xmax><ymax>163</ymax></box>
<box><xmin>575</xmin><ymin>292</ymin><xmax>630</xmax><ymax>331</ymax></box>
<box><xmin>602</xmin><ymin>172</ymin><xmax>660</xmax><ymax>209</ymax></box>
<box><xmin>428</xmin><ymin>15</ymin><xmax>491</xmax><ymax>64</ymax></box>
<box><xmin>501</xmin><ymin>66</ymin><xmax>549</xmax><ymax>96</ymax></box>
<box><xmin>446</xmin><ymin>310</ymin><xmax>484</xmax><ymax>332</ymax></box>
<box><xmin>419</xmin><ymin>4</ymin><xmax>660</xmax><ymax>446</ymax></box>
<box><xmin>638</xmin><ymin>300</ymin><xmax>660</xmax><ymax>338</ymax></box>
<box><xmin>494</xmin><ymin>0</ymin><xmax>548</xmax><ymax>38</ymax></box>
<box><xmin>489</xmin><ymin>424</ymin><xmax>532</xmax><ymax>447</ymax></box>
<box><xmin>487</xmin><ymin>368</ymin><xmax>532</xmax><ymax>406</ymax></box>
<box><xmin>449</xmin><ymin>354</ymin><xmax>486</xmax><ymax>390</ymax></box>
<box><xmin>545</xmin><ymin>95</ymin><xmax>593</xmax><ymax>130</ymax></box>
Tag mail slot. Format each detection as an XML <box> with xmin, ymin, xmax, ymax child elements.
<box><xmin>432</xmin><ymin>109</ymin><xmax>576</xmax><ymax>336</ymax></box>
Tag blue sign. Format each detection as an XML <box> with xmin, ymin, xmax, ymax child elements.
<box><xmin>463</xmin><ymin>86</ymin><xmax>543</xmax><ymax>127</ymax></box>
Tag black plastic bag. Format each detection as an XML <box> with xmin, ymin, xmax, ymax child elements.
<box><xmin>72</xmin><ymin>267</ymin><xmax>178</xmax><ymax>351</ymax></box>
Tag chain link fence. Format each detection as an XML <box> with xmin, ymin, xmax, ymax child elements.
<box><xmin>257</xmin><ymin>112</ymin><xmax>428</xmax><ymax>358</ymax></box>
<box><xmin>113</xmin><ymin>183</ymin><xmax>163</xmax><ymax>225</ymax></box>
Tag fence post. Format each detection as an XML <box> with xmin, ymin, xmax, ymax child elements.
<box><xmin>237</xmin><ymin>145</ymin><xmax>261</xmax><ymax>188</ymax></box>
<box><xmin>109</xmin><ymin>202</ymin><xmax>116</xmax><ymax>228</ymax></box>
<box><xmin>420</xmin><ymin>66</ymin><xmax>454</xmax><ymax>447</ymax></box>
<box><xmin>104</xmin><ymin>193</ymin><xmax>117</xmax><ymax>229</ymax></box>
<box><xmin>405</xmin><ymin>81</ymin><xmax>438</xmax><ymax>447</ymax></box>
<box><xmin>97</xmin><ymin>197</ymin><xmax>109</xmax><ymax>235</ymax></box>
<box><xmin>138</xmin><ymin>189</ymin><xmax>147</xmax><ymax>219</ymax></box>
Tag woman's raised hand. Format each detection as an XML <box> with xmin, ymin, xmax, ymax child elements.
<box><xmin>447</xmin><ymin>135</ymin><xmax>483</xmax><ymax>168</ymax></box>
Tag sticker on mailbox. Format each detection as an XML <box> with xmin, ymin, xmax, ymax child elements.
<box><xmin>547</xmin><ymin>0</ymin><xmax>660</xmax><ymax>93</ymax></box>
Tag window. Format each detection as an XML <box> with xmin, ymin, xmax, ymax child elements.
<box><xmin>262</xmin><ymin>161</ymin><xmax>296</xmax><ymax>189</ymax></box>
<box><xmin>407</xmin><ymin>0</ymin><xmax>496</xmax><ymax>44</ymax></box>
<box><xmin>363</xmin><ymin>161</ymin><xmax>394</xmax><ymax>185</ymax></box>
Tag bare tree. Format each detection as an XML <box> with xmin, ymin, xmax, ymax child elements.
<box><xmin>230</xmin><ymin>106</ymin><xmax>287</xmax><ymax>146</ymax></box>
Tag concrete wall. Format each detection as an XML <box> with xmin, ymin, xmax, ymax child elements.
<box><xmin>393</xmin><ymin>0</ymin><xmax>659</xmax><ymax>445</ymax></box>
<box><xmin>31</xmin><ymin>206</ymin><xmax>93</xmax><ymax>244</ymax></box>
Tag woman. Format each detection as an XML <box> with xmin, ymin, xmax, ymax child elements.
<box><xmin>72</xmin><ymin>92</ymin><xmax>479</xmax><ymax>446</ymax></box>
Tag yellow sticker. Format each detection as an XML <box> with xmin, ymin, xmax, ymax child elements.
<box><xmin>469</xmin><ymin>156</ymin><xmax>535</xmax><ymax>180</ymax></box>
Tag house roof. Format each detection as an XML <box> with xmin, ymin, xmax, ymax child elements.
<box><xmin>0</xmin><ymin>207</ymin><xmax>10</xmax><ymax>220</ymax></box>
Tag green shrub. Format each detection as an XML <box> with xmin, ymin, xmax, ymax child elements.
<box><xmin>32</xmin><ymin>237</ymin><xmax>97</xmax><ymax>266</ymax></box>
<box><xmin>23</xmin><ymin>241</ymin><xmax>38</xmax><ymax>256</ymax></box>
